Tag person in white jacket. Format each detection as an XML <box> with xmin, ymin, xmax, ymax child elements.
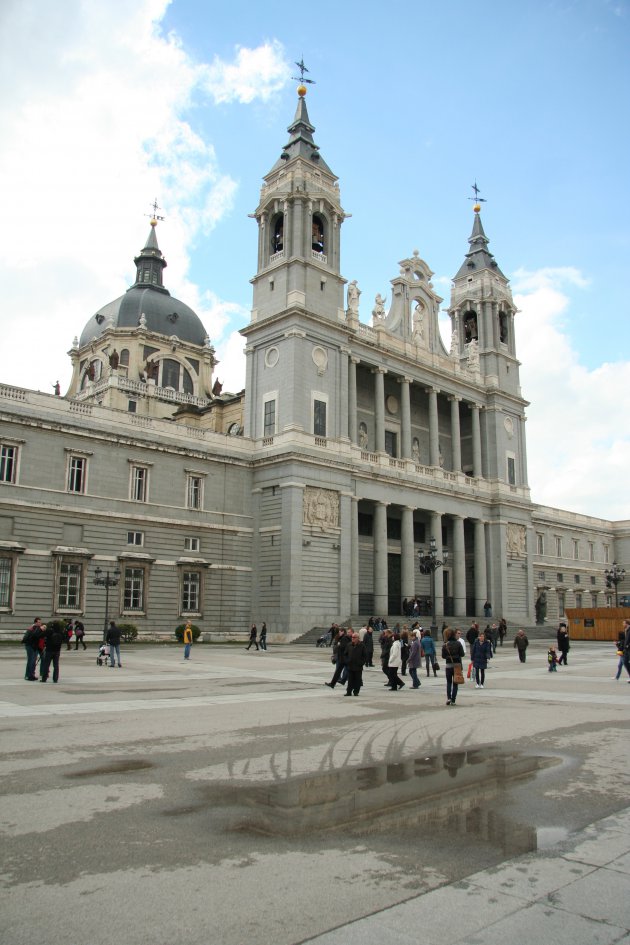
<box><xmin>387</xmin><ymin>633</ymin><xmax>405</xmax><ymax>691</ymax></box>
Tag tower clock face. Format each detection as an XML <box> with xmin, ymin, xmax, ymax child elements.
<box><xmin>227</xmin><ymin>422</ymin><xmax>241</xmax><ymax>436</ymax></box>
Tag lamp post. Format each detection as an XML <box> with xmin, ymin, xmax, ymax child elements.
<box><xmin>418</xmin><ymin>537</ymin><xmax>449</xmax><ymax>639</ymax></box>
<box><xmin>605</xmin><ymin>562</ymin><xmax>626</xmax><ymax>607</ymax></box>
<box><xmin>93</xmin><ymin>566</ymin><xmax>121</xmax><ymax>641</ymax></box>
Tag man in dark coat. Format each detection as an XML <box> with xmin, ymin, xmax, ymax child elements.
<box><xmin>23</xmin><ymin>617</ymin><xmax>43</xmax><ymax>681</ymax></box>
<box><xmin>326</xmin><ymin>629</ymin><xmax>351</xmax><ymax>688</ymax></box>
<box><xmin>106</xmin><ymin>621</ymin><xmax>122</xmax><ymax>668</ymax></box>
<box><xmin>344</xmin><ymin>633</ymin><xmax>365</xmax><ymax>696</ymax></box>
<box><xmin>41</xmin><ymin>623</ymin><xmax>65</xmax><ymax>683</ymax></box>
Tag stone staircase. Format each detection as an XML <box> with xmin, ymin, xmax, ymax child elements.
<box><xmin>292</xmin><ymin>618</ymin><xmax>555</xmax><ymax>645</ymax></box>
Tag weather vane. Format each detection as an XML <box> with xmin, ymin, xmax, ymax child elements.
<box><xmin>468</xmin><ymin>181</ymin><xmax>487</xmax><ymax>209</ymax></box>
<box><xmin>146</xmin><ymin>198</ymin><xmax>165</xmax><ymax>224</ymax></box>
<box><xmin>292</xmin><ymin>58</ymin><xmax>316</xmax><ymax>86</ymax></box>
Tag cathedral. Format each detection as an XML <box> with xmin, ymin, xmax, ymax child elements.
<box><xmin>0</xmin><ymin>86</ymin><xmax>627</xmax><ymax>640</ymax></box>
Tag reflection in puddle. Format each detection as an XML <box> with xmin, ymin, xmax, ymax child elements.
<box><xmin>537</xmin><ymin>825</ymin><xmax>570</xmax><ymax>848</ymax></box>
<box><xmin>202</xmin><ymin>746</ymin><xmax>560</xmax><ymax>857</ymax></box>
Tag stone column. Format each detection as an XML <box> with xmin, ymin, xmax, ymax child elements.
<box><xmin>400</xmin><ymin>377</ymin><xmax>412</xmax><ymax>459</ymax></box>
<box><xmin>401</xmin><ymin>506</ymin><xmax>415</xmax><ymax>602</ymax></box>
<box><xmin>430</xmin><ymin>511</ymin><xmax>444</xmax><ymax>616</ymax></box>
<box><xmin>351</xmin><ymin>497</ymin><xmax>359</xmax><ymax>615</ymax></box>
<box><xmin>374</xmin><ymin>368</ymin><xmax>386</xmax><ymax>454</ymax></box>
<box><xmin>339</xmin><ymin>347</ymin><xmax>349</xmax><ymax>441</ymax></box>
<box><xmin>474</xmin><ymin>519</ymin><xmax>488</xmax><ymax>615</ymax></box>
<box><xmin>428</xmin><ymin>388</ymin><xmax>439</xmax><ymax>466</ymax></box>
<box><xmin>471</xmin><ymin>404</ymin><xmax>482</xmax><ymax>478</ymax></box>
<box><xmin>373</xmin><ymin>501</ymin><xmax>388</xmax><ymax>615</ymax></box>
<box><xmin>452</xmin><ymin>515</ymin><xmax>466</xmax><ymax>617</ymax></box>
<box><xmin>280</xmin><ymin>483</ymin><xmax>305</xmax><ymax>628</ymax></box>
<box><xmin>449</xmin><ymin>395</ymin><xmax>462</xmax><ymax>472</ymax></box>
<box><xmin>349</xmin><ymin>356</ymin><xmax>358</xmax><ymax>445</ymax></box>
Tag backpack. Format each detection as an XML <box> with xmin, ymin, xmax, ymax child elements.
<box><xmin>400</xmin><ymin>641</ymin><xmax>410</xmax><ymax>659</ymax></box>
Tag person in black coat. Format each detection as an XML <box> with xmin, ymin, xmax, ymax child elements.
<box><xmin>106</xmin><ymin>621</ymin><xmax>122</xmax><ymax>668</ymax></box>
<box><xmin>557</xmin><ymin>623</ymin><xmax>570</xmax><ymax>666</ymax></box>
<box><xmin>362</xmin><ymin>627</ymin><xmax>374</xmax><ymax>667</ymax></box>
<box><xmin>326</xmin><ymin>629</ymin><xmax>351</xmax><ymax>688</ymax></box>
<box><xmin>41</xmin><ymin>623</ymin><xmax>65</xmax><ymax>683</ymax></box>
<box><xmin>442</xmin><ymin>628</ymin><xmax>463</xmax><ymax>706</ymax></box>
<box><xmin>344</xmin><ymin>633</ymin><xmax>365</xmax><ymax>696</ymax></box>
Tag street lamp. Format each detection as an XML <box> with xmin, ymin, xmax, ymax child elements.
<box><xmin>93</xmin><ymin>566</ymin><xmax>121</xmax><ymax>641</ymax></box>
<box><xmin>418</xmin><ymin>537</ymin><xmax>449</xmax><ymax>639</ymax></box>
<box><xmin>605</xmin><ymin>562</ymin><xmax>626</xmax><ymax>607</ymax></box>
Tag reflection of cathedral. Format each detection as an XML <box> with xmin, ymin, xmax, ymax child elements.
<box><xmin>0</xmin><ymin>87</ymin><xmax>627</xmax><ymax>639</ymax></box>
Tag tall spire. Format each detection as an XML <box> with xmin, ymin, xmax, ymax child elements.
<box><xmin>267</xmin><ymin>84</ymin><xmax>333</xmax><ymax>176</ymax></box>
<box><xmin>133</xmin><ymin>218</ymin><xmax>168</xmax><ymax>291</ymax></box>
<box><xmin>454</xmin><ymin>205</ymin><xmax>505</xmax><ymax>280</ymax></box>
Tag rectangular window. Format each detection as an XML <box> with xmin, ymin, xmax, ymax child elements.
<box><xmin>385</xmin><ymin>430</ymin><xmax>398</xmax><ymax>458</ymax></box>
<box><xmin>590</xmin><ymin>575</ymin><xmax>596</xmax><ymax>585</ymax></box>
<box><xmin>573</xmin><ymin>539</ymin><xmax>579</xmax><ymax>560</ymax></box>
<box><xmin>506</xmin><ymin>455</ymin><xmax>516</xmax><ymax>485</ymax></box>
<box><xmin>555</xmin><ymin>536</ymin><xmax>562</xmax><ymax>557</ymax></box>
<box><xmin>0</xmin><ymin>557</ymin><xmax>12</xmax><ymax>608</ymax></box>
<box><xmin>263</xmin><ymin>399</ymin><xmax>276</xmax><ymax>437</ymax></box>
<box><xmin>536</xmin><ymin>533</ymin><xmax>544</xmax><ymax>555</ymax></box>
<box><xmin>187</xmin><ymin>475</ymin><xmax>203</xmax><ymax>510</ymax></box>
<box><xmin>131</xmin><ymin>466</ymin><xmax>148</xmax><ymax>502</ymax></box>
<box><xmin>575</xmin><ymin>592</ymin><xmax>583</xmax><ymax>608</ymax></box>
<box><xmin>123</xmin><ymin>567</ymin><xmax>144</xmax><ymax>611</ymax></box>
<box><xmin>574</xmin><ymin>574</ymin><xmax>580</xmax><ymax>584</ymax></box>
<box><xmin>413</xmin><ymin>522</ymin><xmax>426</xmax><ymax>545</ymax></box>
<box><xmin>556</xmin><ymin>573</ymin><xmax>564</xmax><ymax>583</ymax></box>
<box><xmin>67</xmin><ymin>455</ymin><xmax>87</xmax><ymax>494</ymax></box>
<box><xmin>538</xmin><ymin>571</ymin><xmax>545</xmax><ymax>580</ymax></box>
<box><xmin>588</xmin><ymin>542</ymin><xmax>594</xmax><ymax>562</ymax></box>
<box><xmin>182</xmin><ymin>571</ymin><xmax>201</xmax><ymax>612</ymax></box>
<box><xmin>313</xmin><ymin>399</ymin><xmax>327</xmax><ymax>437</ymax></box>
<box><xmin>184</xmin><ymin>537</ymin><xmax>200</xmax><ymax>552</ymax></box>
<box><xmin>127</xmin><ymin>531</ymin><xmax>144</xmax><ymax>546</ymax></box>
<box><xmin>58</xmin><ymin>561</ymin><xmax>82</xmax><ymax>609</ymax></box>
<box><xmin>358</xmin><ymin>513</ymin><xmax>373</xmax><ymax>537</ymax></box>
<box><xmin>604</xmin><ymin>545</ymin><xmax>610</xmax><ymax>564</ymax></box>
<box><xmin>387</xmin><ymin>518</ymin><xmax>401</xmax><ymax>540</ymax></box>
<box><xmin>0</xmin><ymin>445</ymin><xmax>17</xmax><ymax>484</ymax></box>
<box><xmin>591</xmin><ymin>592</ymin><xmax>598</xmax><ymax>607</ymax></box>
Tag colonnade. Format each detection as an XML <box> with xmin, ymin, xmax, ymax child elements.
<box><xmin>348</xmin><ymin>358</ymin><xmax>484</xmax><ymax>477</ymax></box>
<box><xmin>350</xmin><ymin>498</ymin><xmax>490</xmax><ymax>618</ymax></box>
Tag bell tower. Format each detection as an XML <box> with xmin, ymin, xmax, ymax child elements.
<box><xmin>249</xmin><ymin>83</ymin><xmax>348</xmax><ymax>324</ymax></box>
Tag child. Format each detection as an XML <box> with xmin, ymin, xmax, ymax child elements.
<box><xmin>547</xmin><ymin>646</ymin><xmax>558</xmax><ymax>672</ymax></box>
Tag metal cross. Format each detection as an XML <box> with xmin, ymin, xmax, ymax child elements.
<box><xmin>146</xmin><ymin>198</ymin><xmax>165</xmax><ymax>222</ymax></box>
<box><xmin>292</xmin><ymin>58</ymin><xmax>316</xmax><ymax>85</ymax></box>
<box><xmin>469</xmin><ymin>181</ymin><xmax>486</xmax><ymax>204</ymax></box>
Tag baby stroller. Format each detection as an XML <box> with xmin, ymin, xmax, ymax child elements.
<box><xmin>96</xmin><ymin>643</ymin><xmax>110</xmax><ymax>666</ymax></box>
<box><xmin>316</xmin><ymin>632</ymin><xmax>330</xmax><ymax>647</ymax></box>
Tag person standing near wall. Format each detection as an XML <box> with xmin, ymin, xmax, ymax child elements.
<box><xmin>183</xmin><ymin>622</ymin><xmax>193</xmax><ymax>660</ymax></box>
<box><xmin>107</xmin><ymin>621</ymin><xmax>122</xmax><ymax>668</ymax></box>
<box><xmin>259</xmin><ymin>622</ymin><xmax>267</xmax><ymax>651</ymax></box>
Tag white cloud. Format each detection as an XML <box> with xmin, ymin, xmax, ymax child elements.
<box><xmin>0</xmin><ymin>0</ymin><xmax>289</xmax><ymax>391</ymax></box>
<box><xmin>514</xmin><ymin>268</ymin><xmax>630</xmax><ymax>520</ymax></box>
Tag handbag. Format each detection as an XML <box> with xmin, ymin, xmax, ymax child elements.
<box><xmin>432</xmin><ymin>660</ymin><xmax>440</xmax><ymax>672</ymax></box>
<box><xmin>466</xmin><ymin>662</ymin><xmax>473</xmax><ymax>679</ymax></box>
<box><xmin>453</xmin><ymin>663</ymin><xmax>465</xmax><ymax>685</ymax></box>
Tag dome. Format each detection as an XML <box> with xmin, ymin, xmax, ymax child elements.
<box><xmin>79</xmin><ymin>222</ymin><xmax>207</xmax><ymax>348</ymax></box>
<box><xmin>79</xmin><ymin>285</ymin><xmax>207</xmax><ymax>347</ymax></box>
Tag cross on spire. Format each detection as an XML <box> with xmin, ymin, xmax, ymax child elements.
<box><xmin>468</xmin><ymin>181</ymin><xmax>487</xmax><ymax>207</ymax></box>
<box><xmin>145</xmin><ymin>198</ymin><xmax>165</xmax><ymax>225</ymax></box>
<box><xmin>292</xmin><ymin>58</ymin><xmax>316</xmax><ymax>85</ymax></box>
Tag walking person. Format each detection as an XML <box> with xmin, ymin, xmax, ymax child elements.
<box><xmin>442</xmin><ymin>628</ymin><xmax>463</xmax><ymax>706</ymax></box>
<box><xmin>408</xmin><ymin>631</ymin><xmax>422</xmax><ymax>689</ymax></box>
<box><xmin>344</xmin><ymin>633</ymin><xmax>365</xmax><ymax>696</ymax></box>
<box><xmin>73</xmin><ymin>620</ymin><xmax>86</xmax><ymax>650</ymax></box>
<box><xmin>106</xmin><ymin>620</ymin><xmax>122</xmax><ymax>667</ymax></box>
<box><xmin>363</xmin><ymin>626</ymin><xmax>374</xmax><ymax>667</ymax></box>
<box><xmin>259</xmin><ymin>622</ymin><xmax>267</xmax><ymax>651</ymax></box>
<box><xmin>41</xmin><ymin>622</ymin><xmax>64</xmax><ymax>683</ymax></box>
<box><xmin>622</xmin><ymin>619</ymin><xmax>630</xmax><ymax>681</ymax></box>
<box><xmin>514</xmin><ymin>628</ymin><xmax>529</xmax><ymax>663</ymax></box>
<box><xmin>183</xmin><ymin>621</ymin><xmax>193</xmax><ymax>660</ymax></box>
<box><xmin>614</xmin><ymin>628</ymin><xmax>629</xmax><ymax>680</ymax></box>
<box><xmin>400</xmin><ymin>628</ymin><xmax>410</xmax><ymax>676</ymax></box>
<box><xmin>246</xmin><ymin>623</ymin><xmax>259</xmax><ymax>651</ymax></box>
<box><xmin>387</xmin><ymin>632</ymin><xmax>405</xmax><ymax>690</ymax></box>
<box><xmin>326</xmin><ymin>628</ymin><xmax>351</xmax><ymax>688</ymax></box>
<box><xmin>420</xmin><ymin>630</ymin><xmax>437</xmax><ymax>677</ymax></box>
<box><xmin>471</xmin><ymin>630</ymin><xmax>492</xmax><ymax>688</ymax></box>
<box><xmin>557</xmin><ymin>622</ymin><xmax>570</xmax><ymax>666</ymax></box>
<box><xmin>498</xmin><ymin>618</ymin><xmax>507</xmax><ymax>646</ymax></box>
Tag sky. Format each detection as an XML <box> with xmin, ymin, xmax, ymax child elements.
<box><xmin>0</xmin><ymin>0</ymin><xmax>629</xmax><ymax>520</ymax></box>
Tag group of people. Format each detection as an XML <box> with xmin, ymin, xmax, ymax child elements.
<box><xmin>245</xmin><ymin>623</ymin><xmax>268</xmax><ymax>651</ymax></box>
<box><xmin>22</xmin><ymin>617</ymin><xmax>88</xmax><ymax>683</ymax></box>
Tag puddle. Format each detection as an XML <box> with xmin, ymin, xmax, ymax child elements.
<box><xmin>192</xmin><ymin>746</ymin><xmax>560</xmax><ymax>857</ymax></box>
<box><xmin>537</xmin><ymin>825</ymin><xmax>570</xmax><ymax>848</ymax></box>
<box><xmin>65</xmin><ymin>759</ymin><xmax>154</xmax><ymax>778</ymax></box>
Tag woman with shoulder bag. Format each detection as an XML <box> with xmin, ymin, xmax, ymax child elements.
<box><xmin>442</xmin><ymin>628</ymin><xmax>463</xmax><ymax>706</ymax></box>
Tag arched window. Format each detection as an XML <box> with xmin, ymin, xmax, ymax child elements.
<box><xmin>463</xmin><ymin>310</ymin><xmax>478</xmax><ymax>343</ymax></box>
<box><xmin>160</xmin><ymin>359</ymin><xmax>193</xmax><ymax>394</ymax></box>
<box><xmin>119</xmin><ymin>349</ymin><xmax>130</xmax><ymax>367</ymax></box>
<box><xmin>81</xmin><ymin>359</ymin><xmax>102</xmax><ymax>389</ymax></box>
<box><xmin>312</xmin><ymin>214</ymin><xmax>325</xmax><ymax>254</ymax></box>
<box><xmin>271</xmin><ymin>214</ymin><xmax>283</xmax><ymax>254</ymax></box>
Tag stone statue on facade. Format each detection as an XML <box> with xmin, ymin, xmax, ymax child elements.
<box><xmin>535</xmin><ymin>589</ymin><xmax>547</xmax><ymax>625</ymax></box>
<box><xmin>412</xmin><ymin>302</ymin><xmax>425</xmax><ymax>343</ymax></box>
<box><xmin>359</xmin><ymin>422</ymin><xmax>369</xmax><ymax>449</ymax></box>
<box><xmin>347</xmin><ymin>280</ymin><xmax>360</xmax><ymax>316</ymax></box>
<box><xmin>372</xmin><ymin>293</ymin><xmax>386</xmax><ymax>323</ymax></box>
<box><xmin>506</xmin><ymin>522</ymin><xmax>526</xmax><ymax>557</ymax></box>
<box><xmin>303</xmin><ymin>487</ymin><xmax>340</xmax><ymax>529</ymax></box>
<box><xmin>467</xmin><ymin>338</ymin><xmax>479</xmax><ymax>370</ymax></box>
<box><xmin>412</xmin><ymin>438</ymin><xmax>421</xmax><ymax>464</ymax></box>
<box><xmin>108</xmin><ymin>349</ymin><xmax>119</xmax><ymax>369</ymax></box>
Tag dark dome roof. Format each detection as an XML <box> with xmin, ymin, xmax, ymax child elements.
<box><xmin>79</xmin><ymin>285</ymin><xmax>207</xmax><ymax>347</ymax></box>
<box><xmin>79</xmin><ymin>222</ymin><xmax>207</xmax><ymax>348</ymax></box>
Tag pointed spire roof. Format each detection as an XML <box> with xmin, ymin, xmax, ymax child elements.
<box><xmin>454</xmin><ymin>209</ymin><xmax>505</xmax><ymax>281</ymax></box>
<box><xmin>133</xmin><ymin>220</ymin><xmax>167</xmax><ymax>291</ymax></box>
<box><xmin>267</xmin><ymin>89</ymin><xmax>334</xmax><ymax>176</ymax></box>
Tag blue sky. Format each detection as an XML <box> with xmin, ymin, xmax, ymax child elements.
<box><xmin>0</xmin><ymin>0</ymin><xmax>629</xmax><ymax>518</ymax></box>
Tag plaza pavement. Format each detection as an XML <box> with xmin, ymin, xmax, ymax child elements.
<box><xmin>0</xmin><ymin>636</ymin><xmax>629</xmax><ymax>945</ymax></box>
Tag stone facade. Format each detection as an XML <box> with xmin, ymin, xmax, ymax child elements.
<box><xmin>0</xmin><ymin>90</ymin><xmax>627</xmax><ymax>639</ymax></box>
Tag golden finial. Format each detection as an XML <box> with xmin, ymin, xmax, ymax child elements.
<box><xmin>468</xmin><ymin>181</ymin><xmax>486</xmax><ymax>213</ymax></box>
<box><xmin>145</xmin><ymin>198</ymin><xmax>165</xmax><ymax>227</ymax></box>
